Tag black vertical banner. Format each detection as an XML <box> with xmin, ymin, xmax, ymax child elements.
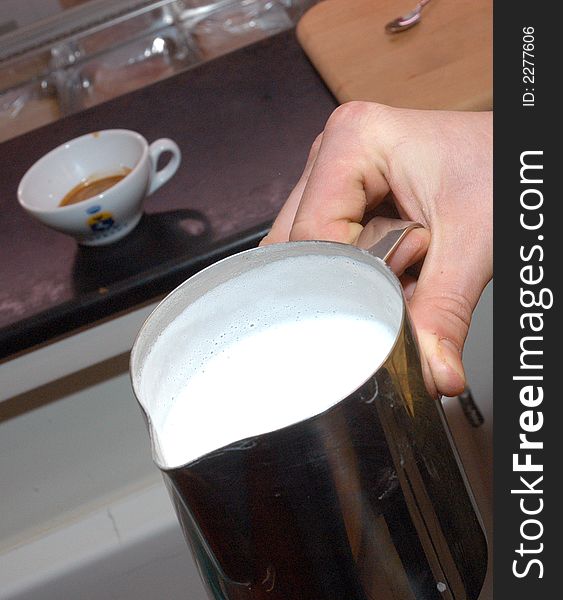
<box><xmin>494</xmin><ymin>1</ymin><xmax>559</xmax><ymax>598</ymax></box>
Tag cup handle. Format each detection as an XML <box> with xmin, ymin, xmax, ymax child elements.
<box><xmin>358</xmin><ymin>218</ymin><xmax>424</xmax><ymax>262</ymax></box>
<box><xmin>147</xmin><ymin>138</ymin><xmax>182</xmax><ymax>195</ymax></box>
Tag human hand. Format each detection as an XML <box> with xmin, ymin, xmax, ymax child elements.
<box><xmin>261</xmin><ymin>102</ymin><xmax>492</xmax><ymax>398</ymax></box>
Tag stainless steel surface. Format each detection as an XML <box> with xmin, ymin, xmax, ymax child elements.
<box><xmin>385</xmin><ymin>0</ymin><xmax>432</xmax><ymax>34</ymax></box>
<box><xmin>55</xmin><ymin>24</ymin><xmax>197</xmax><ymax>114</ymax></box>
<box><xmin>0</xmin><ymin>1</ymin><xmax>317</xmax><ymax>142</ymax></box>
<box><xmin>131</xmin><ymin>239</ymin><xmax>487</xmax><ymax>600</ymax></box>
<box><xmin>0</xmin><ymin>0</ymin><xmax>179</xmax><ymax>61</ymax></box>
<box><xmin>360</xmin><ymin>219</ymin><xmax>423</xmax><ymax>262</ymax></box>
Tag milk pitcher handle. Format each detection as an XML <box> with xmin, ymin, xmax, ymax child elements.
<box><xmin>359</xmin><ymin>218</ymin><xmax>424</xmax><ymax>262</ymax></box>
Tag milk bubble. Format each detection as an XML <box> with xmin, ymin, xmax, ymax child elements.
<box><xmin>138</xmin><ymin>253</ymin><xmax>402</xmax><ymax>468</ymax></box>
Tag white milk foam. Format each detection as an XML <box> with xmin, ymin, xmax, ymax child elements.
<box><xmin>140</xmin><ymin>254</ymin><xmax>401</xmax><ymax>468</ymax></box>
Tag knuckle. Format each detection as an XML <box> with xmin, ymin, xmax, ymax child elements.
<box><xmin>327</xmin><ymin>101</ymin><xmax>376</xmax><ymax>127</ymax></box>
<box><xmin>324</xmin><ymin>102</ymin><xmax>394</xmax><ymax>155</ymax></box>
<box><xmin>427</xmin><ymin>289</ymin><xmax>473</xmax><ymax>347</ymax></box>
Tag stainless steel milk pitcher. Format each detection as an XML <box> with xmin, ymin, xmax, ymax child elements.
<box><xmin>130</xmin><ymin>223</ymin><xmax>487</xmax><ymax>600</ymax></box>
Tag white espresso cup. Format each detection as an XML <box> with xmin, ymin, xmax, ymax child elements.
<box><xmin>17</xmin><ymin>129</ymin><xmax>181</xmax><ymax>246</ymax></box>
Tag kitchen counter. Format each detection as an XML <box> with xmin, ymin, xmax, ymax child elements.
<box><xmin>0</xmin><ymin>29</ymin><xmax>337</xmax><ymax>360</ymax></box>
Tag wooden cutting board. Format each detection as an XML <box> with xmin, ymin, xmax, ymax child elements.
<box><xmin>296</xmin><ymin>0</ymin><xmax>492</xmax><ymax>110</ymax></box>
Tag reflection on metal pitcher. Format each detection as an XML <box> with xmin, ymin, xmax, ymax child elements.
<box><xmin>131</xmin><ymin>226</ymin><xmax>487</xmax><ymax>600</ymax></box>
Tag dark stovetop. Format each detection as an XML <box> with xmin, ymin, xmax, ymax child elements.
<box><xmin>0</xmin><ymin>30</ymin><xmax>337</xmax><ymax>360</ymax></box>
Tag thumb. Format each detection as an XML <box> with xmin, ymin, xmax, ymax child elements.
<box><xmin>407</xmin><ymin>229</ymin><xmax>491</xmax><ymax>398</ymax></box>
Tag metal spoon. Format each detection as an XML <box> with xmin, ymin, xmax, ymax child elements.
<box><xmin>385</xmin><ymin>0</ymin><xmax>432</xmax><ymax>34</ymax></box>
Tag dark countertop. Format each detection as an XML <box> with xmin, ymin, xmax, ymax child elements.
<box><xmin>0</xmin><ymin>30</ymin><xmax>337</xmax><ymax>360</ymax></box>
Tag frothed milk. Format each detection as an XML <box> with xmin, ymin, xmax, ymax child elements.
<box><xmin>139</xmin><ymin>253</ymin><xmax>402</xmax><ymax>469</ymax></box>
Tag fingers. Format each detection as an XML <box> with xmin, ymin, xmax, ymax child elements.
<box><xmin>261</xmin><ymin>134</ymin><xmax>323</xmax><ymax>245</ymax></box>
<box><xmin>356</xmin><ymin>217</ymin><xmax>430</xmax><ymax>277</ymax></box>
<box><xmin>261</xmin><ymin>102</ymin><xmax>493</xmax><ymax>401</ymax></box>
<box><xmin>264</xmin><ymin>104</ymin><xmax>394</xmax><ymax>246</ymax></box>
<box><xmin>386</xmin><ymin>228</ymin><xmax>429</xmax><ymax>277</ymax></box>
<box><xmin>289</xmin><ymin>103</ymin><xmax>392</xmax><ymax>244</ymax></box>
<box><xmin>408</xmin><ymin>226</ymin><xmax>492</xmax><ymax>398</ymax></box>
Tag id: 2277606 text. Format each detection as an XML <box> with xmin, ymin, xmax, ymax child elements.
<box><xmin>522</xmin><ymin>26</ymin><xmax>535</xmax><ymax>107</ymax></box>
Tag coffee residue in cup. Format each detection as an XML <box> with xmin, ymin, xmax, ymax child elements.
<box><xmin>59</xmin><ymin>168</ymin><xmax>131</xmax><ymax>206</ymax></box>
